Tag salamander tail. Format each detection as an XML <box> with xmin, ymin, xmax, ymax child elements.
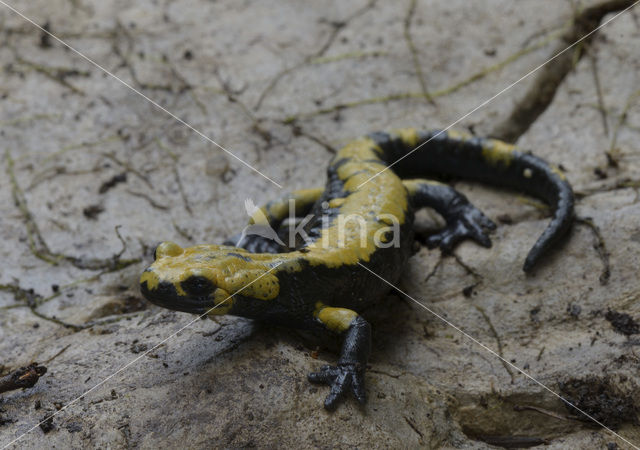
<box><xmin>369</xmin><ymin>128</ymin><xmax>575</xmax><ymax>272</ymax></box>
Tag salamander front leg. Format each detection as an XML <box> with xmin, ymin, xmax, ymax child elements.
<box><xmin>307</xmin><ymin>305</ymin><xmax>371</xmax><ymax>410</ymax></box>
<box><xmin>404</xmin><ymin>179</ymin><xmax>496</xmax><ymax>252</ymax></box>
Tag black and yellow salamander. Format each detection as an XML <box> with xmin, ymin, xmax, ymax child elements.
<box><xmin>140</xmin><ymin>128</ymin><xmax>574</xmax><ymax>410</ymax></box>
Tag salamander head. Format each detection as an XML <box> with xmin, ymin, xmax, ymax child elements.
<box><xmin>140</xmin><ymin>241</ymin><xmax>280</xmax><ymax>315</ymax></box>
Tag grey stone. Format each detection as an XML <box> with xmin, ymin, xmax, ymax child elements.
<box><xmin>1</xmin><ymin>0</ymin><xmax>639</xmax><ymax>448</ymax></box>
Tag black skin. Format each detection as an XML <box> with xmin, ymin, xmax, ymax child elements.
<box><xmin>407</xmin><ymin>181</ymin><xmax>497</xmax><ymax>251</ymax></box>
<box><xmin>142</xmin><ymin>129</ymin><xmax>574</xmax><ymax>410</ymax></box>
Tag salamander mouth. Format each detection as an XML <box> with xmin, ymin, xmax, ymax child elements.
<box><xmin>140</xmin><ymin>280</ymin><xmax>217</xmax><ymax>314</ymax></box>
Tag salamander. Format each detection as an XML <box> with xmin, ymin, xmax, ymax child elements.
<box><xmin>140</xmin><ymin>128</ymin><xmax>574</xmax><ymax>410</ymax></box>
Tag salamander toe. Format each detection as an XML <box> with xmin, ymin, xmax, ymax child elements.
<box><xmin>309</xmin><ymin>362</ymin><xmax>366</xmax><ymax>411</ymax></box>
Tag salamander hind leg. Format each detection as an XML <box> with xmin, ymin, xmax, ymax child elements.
<box><xmin>404</xmin><ymin>179</ymin><xmax>496</xmax><ymax>252</ymax></box>
<box><xmin>307</xmin><ymin>304</ymin><xmax>371</xmax><ymax>410</ymax></box>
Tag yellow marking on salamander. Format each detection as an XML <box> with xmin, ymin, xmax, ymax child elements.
<box><xmin>314</xmin><ymin>302</ymin><xmax>358</xmax><ymax>333</ymax></box>
<box><xmin>306</xmin><ymin>137</ymin><xmax>408</xmax><ymax>267</ymax></box>
<box><xmin>403</xmin><ymin>179</ymin><xmax>444</xmax><ymax>196</ymax></box>
<box><xmin>140</xmin><ymin>270</ymin><xmax>160</xmax><ymax>291</ymax></box>
<box><xmin>550</xmin><ymin>165</ymin><xmax>566</xmax><ymax>180</ymax></box>
<box><xmin>445</xmin><ymin>129</ymin><xmax>473</xmax><ymax>141</ymax></box>
<box><xmin>394</xmin><ymin>127</ymin><xmax>419</xmax><ymax>147</ymax></box>
<box><xmin>253</xmin><ymin>188</ymin><xmax>324</xmax><ymax>225</ymax></box>
<box><xmin>209</xmin><ymin>288</ymin><xmax>234</xmax><ymax>315</ymax></box>
<box><xmin>481</xmin><ymin>139</ymin><xmax>517</xmax><ymax>167</ymax></box>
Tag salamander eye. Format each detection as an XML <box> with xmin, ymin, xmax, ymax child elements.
<box><xmin>181</xmin><ymin>276</ymin><xmax>214</xmax><ymax>297</ymax></box>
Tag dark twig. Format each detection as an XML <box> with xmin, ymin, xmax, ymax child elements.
<box><xmin>403</xmin><ymin>0</ymin><xmax>435</xmax><ymax>104</ymax></box>
<box><xmin>575</xmin><ymin>216</ymin><xmax>611</xmax><ymax>285</ymax></box>
<box><xmin>0</xmin><ymin>364</ymin><xmax>47</xmax><ymax>395</ymax></box>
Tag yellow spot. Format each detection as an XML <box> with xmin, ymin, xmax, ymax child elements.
<box><xmin>445</xmin><ymin>129</ymin><xmax>473</xmax><ymax>141</ymax></box>
<box><xmin>377</xmin><ymin>215</ymin><xmax>394</xmax><ymax>226</ymax></box>
<box><xmin>314</xmin><ymin>303</ymin><xmax>358</xmax><ymax>333</ymax></box>
<box><xmin>394</xmin><ymin>127</ymin><xmax>419</xmax><ymax>147</ymax></box>
<box><xmin>482</xmin><ymin>139</ymin><xmax>516</xmax><ymax>167</ymax></box>
<box><xmin>208</xmin><ymin>288</ymin><xmax>233</xmax><ymax>315</ymax></box>
<box><xmin>328</xmin><ymin>198</ymin><xmax>346</xmax><ymax>208</ymax></box>
<box><xmin>550</xmin><ymin>165</ymin><xmax>566</xmax><ymax>180</ymax></box>
<box><xmin>140</xmin><ymin>270</ymin><xmax>159</xmax><ymax>290</ymax></box>
<box><xmin>293</xmin><ymin>188</ymin><xmax>325</xmax><ymax>210</ymax></box>
<box><xmin>403</xmin><ymin>179</ymin><xmax>443</xmax><ymax>197</ymax></box>
<box><xmin>254</xmin><ymin>188</ymin><xmax>324</xmax><ymax>224</ymax></box>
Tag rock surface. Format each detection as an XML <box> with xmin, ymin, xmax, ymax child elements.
<box><xmin>1</xmin><ymin>0</ymin><xmax>640</xmax><ymax>448</ymax></box>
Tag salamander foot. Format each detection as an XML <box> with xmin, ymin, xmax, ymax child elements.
<box><xmin>308</xmin><ymin>362</ymin><xmax>366</xmax><ymax>411</ymax></box>
<box><xmin>426</xmin><ymin>204</ymin><xmax>496</xmax><ymax>252</ymax></box>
